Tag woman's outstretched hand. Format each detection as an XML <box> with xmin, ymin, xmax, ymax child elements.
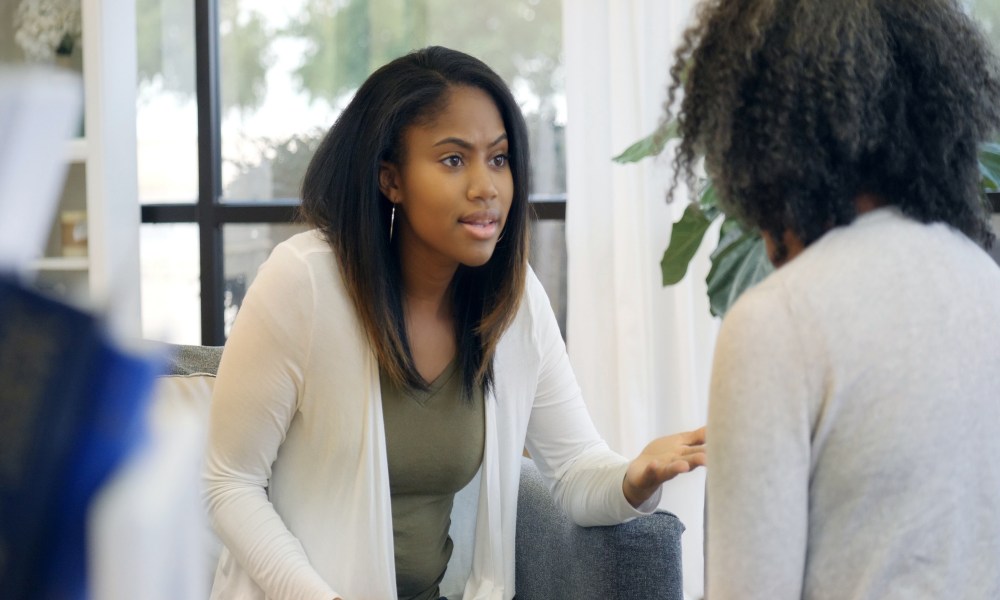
<box><xmin>623</xmin><ymin>426</ymin><xmax>707</xmax><ymax>508</ymax></box>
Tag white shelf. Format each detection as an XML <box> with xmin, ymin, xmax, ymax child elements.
<box><xmin>65</xmin><ymin>138</ymin><xmax>88</xmax><ymax>163</ymax></box>
<box><xmin>31</xmin><ymin>256</ymin><xmax>91</xmax><ymax>271</ymax></box>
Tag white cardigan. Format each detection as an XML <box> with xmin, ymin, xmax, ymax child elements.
<box><xmin>204</xmin><ymin>231</ymin><xmax>656</xmax><ymax>600</ymax></box>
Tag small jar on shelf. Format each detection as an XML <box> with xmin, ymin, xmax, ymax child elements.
<box><xmin>59</xmin><ymin>209</ymin><xmax>87</xmax><ymax>257</ymax></box>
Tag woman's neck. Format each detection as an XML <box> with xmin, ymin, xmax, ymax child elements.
<box><xmin>397</xmin><ymin>228</ymin><xmax>459</xmax><ymax>309</ymax></box>
<box><xmin>400</xmin><ymin>258</ymin><xmax>455</xmax><ymax>311</ymax></box>
<box><xmin>765</xmin><ymin>193</ymin><xmax>887</xmax><ymax>267</ymax></box>
<box><xmin>854</xmin><ymin>192</ymin><xmax>885</xmax><ymax>214</ymax></box>
<box><xmin>398</xmin><ymin>252</ymin><xmax>457</xmax><ymax>383</ymax></box>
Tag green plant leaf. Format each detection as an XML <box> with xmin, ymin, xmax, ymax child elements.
<box><xmin>697</xmin><ymin>182</ymin><xmax>720</xmax><ymax>214</ymax></box>
<box><xmin>661</xmin><ymin>202</ymin><xmax>718</xmax><ymax>285</ymax></box>
<box><xmin>706</xmin><ymin>220</ymin><xmax>773</xmax><ymax>317</ymax></box>
<box><xmin>978</xmin><ymin>142</ymin><xmax>1000</xmax><ymax>192</ymax></box>
<box><xmin>612</xmin><ymin>120</ymin><xmax>679</xmax><ymax>164</ymax></box>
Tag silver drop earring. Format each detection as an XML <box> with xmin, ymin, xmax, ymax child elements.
<box><xmin>389</xmin><ymin>205</ymin><xmax>396</xmax><ymax>241</ymax></box>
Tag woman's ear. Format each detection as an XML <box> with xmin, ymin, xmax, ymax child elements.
<box><xmin>379</xmin><ymin>161</ymin><xmax>401</xmax><ymax>204</ymax></box>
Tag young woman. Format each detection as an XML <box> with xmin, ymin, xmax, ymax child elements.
<box><xmin>204</xmin><ymin>46</ymin><xmax>706</xmax><ymax>600</ymax></box>
<box><xmin>667</xmin><ymin>1</ymin><xmax>1000</xmax><ymax>598</ymax></box>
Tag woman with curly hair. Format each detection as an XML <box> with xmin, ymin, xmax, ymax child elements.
<box><xmin>667</xmin><ymin>1</ymin><xmax>1000</xmax><ymax>597</ymax></box>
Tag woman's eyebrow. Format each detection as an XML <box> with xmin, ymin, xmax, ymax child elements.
<box><xmin>433</xmin><ymin>133</ymin><xmax>508</xmax><ymax>149</ymax></box>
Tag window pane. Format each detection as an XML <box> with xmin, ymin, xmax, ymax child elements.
<box><xmin>136</xmin><ymin>0</ymin><xmax>199</xmax><ymax>204</ymax></box>
<box><xmin>141</xmin><ymin>224</ymin><xmax>200</xmax><ymax>344</ymax></box>
<box><xmin>529</xmin><ymin>219</ymin><xmax>567</xmax><ymax>336</ymax></box>
<box><xmin>219</xmin><ymin>0</ymin><xmax>564</xmax><ymax>202</ymax></box>
<box><xmin>222</xmin><ymin>223</ymin><xmax>311</xmax><ymax>337</ymax></box>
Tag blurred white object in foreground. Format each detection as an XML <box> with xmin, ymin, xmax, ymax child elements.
<box><xmin>88</xmin><ymin>372</ymin><xmax>212</xmax><ymax>600</ymax></box>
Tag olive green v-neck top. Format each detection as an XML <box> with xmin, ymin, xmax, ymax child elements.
<box><xmin>379</xmin><ymin>360</ymin><xmax>485</xmax><ymax>600</ymax></box>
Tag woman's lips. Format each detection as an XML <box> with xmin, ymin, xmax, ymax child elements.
<box><xmin>459</xmin><ymin>211</ymin><xmax>501</xmax><ymax>240</ymax></box>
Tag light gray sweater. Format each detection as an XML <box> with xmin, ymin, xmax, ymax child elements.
<box><xmin>706</xmin><ymin>208</ymin><xmax>1000</xmax><ymax>599</ymax></box>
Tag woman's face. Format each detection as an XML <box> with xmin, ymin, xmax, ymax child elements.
<box><xmin>380</xmin><ymin>85</ymin><xmax>514</xmax><ymax>272</ymax></box>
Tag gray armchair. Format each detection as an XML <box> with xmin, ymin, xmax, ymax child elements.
<box><xmin>515</xmin><ymin>457</ymin><xmax>685</xmax><ymax>599</ymax></box>
<box><xmin>166</xmin><ymin>344</ymin><xmax>686</xmax><ymax>599</ymax></box>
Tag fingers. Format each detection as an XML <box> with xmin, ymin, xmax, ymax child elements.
<box><xmin>655</xmin><ymin>449</ymin><xmax>706</xmax><ymax>478</ymax></box>
<box><xmin>684</xmin><ymin>426</ymin><xmax>707</xmax><ymax>445</ymax></box>
<box><xmin>684</xmin><ymin>450</ymin><xmax>707</xmax><ymax>469</ymax></box>
<box><xmin>642</xmin><ymin>457</ymin><xmax>698</xmax><ymax>486</ymax></box>
<box><xmin>625</xmin><ymin>451</ymin><xmax>706</xmax><ymax>507</ymax></box>
<box><xmin>628</xmin><ymin>427</ymin><xmax>708</xmax><ymax>495</ymax></box>
<box><xmin>679</xmin><ymin>443</ymin><xmax>706</xmax><ymax>456</ymax></box>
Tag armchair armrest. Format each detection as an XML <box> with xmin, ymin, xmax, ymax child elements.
<box><xmin>515</xmin><ymin>457</ymin><xmax>685</xmax><ymax>599</ymax></box>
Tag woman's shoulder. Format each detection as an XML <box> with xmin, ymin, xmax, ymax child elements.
<box><xmin>503</xmin><ymin>265</ymin><xmax>561</xmax><ymax>343</ymax></box>
<box><xmin>275</xmin><ymin>228</ymin><xmax>334</xmax><ymax>259</ymax></box>
<box><xmin>251</xmin><ymin>229</ymin><xmax>345</xmax><ymax>299</ymax></box>
<box><xmin>517</xmin><ymin>266</ymin><xmax>550</xmax><ymax>318</ymax></box>
<box><xmin>265</xmin><ymin>229</ymin><xmax>338</xmax><ymax>275</ymax></box>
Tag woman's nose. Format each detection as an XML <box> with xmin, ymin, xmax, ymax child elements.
<box><xmin>468</xmin><ymin>161</ymin><xmax>499</xmax><ymax>202</ymax></box>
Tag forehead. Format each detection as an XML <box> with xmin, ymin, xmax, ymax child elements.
<box><xmin>412</xmin><ymin>85</ymin><xmax>507</xmax><ymax>140</ymax></box>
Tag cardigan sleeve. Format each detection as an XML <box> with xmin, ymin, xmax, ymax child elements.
<box><xmin>203</xmin><ymin>243</ymin><xmax>339</xmax><ymax>600</ymax></box>
<box><xmin>521</xmin><ymin>271</ymin><xmax>659</xmax><ymax>525</ymax></box>
<box><xmin>706</xmin><ymin>282</ymin><xmax>811</xmax><ymax>600</ymax></box>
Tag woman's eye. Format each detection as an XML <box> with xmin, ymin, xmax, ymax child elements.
<box><xmin>443</xmin><ymin>155</ymin><xmax>463</xmax><ymax>167</ymax></box>
<box><xmin>491</xmin><ymin>154</ymin><xmax>509</xmax><ymax>168</ymax></box>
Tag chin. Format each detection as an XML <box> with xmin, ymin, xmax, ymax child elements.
<box><xmin>460</xmin><ymin>246</ymin><xmax>498</xmax><ymax>268</ymax></box>
<box><xmin>462</xmin><ymin>256</ymin><xmax>494</xmax><ymax>268</ymax></box>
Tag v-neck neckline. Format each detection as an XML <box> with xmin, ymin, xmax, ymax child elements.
<box><xmin>407</xmin><ymin>358</ymin><xmax>458</xmax><ymax>405</ymax></box>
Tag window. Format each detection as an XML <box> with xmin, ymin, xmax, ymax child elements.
<box><xmin>139</xmin><ymin>0</ymin><xmax>567</xmax><ymax>345</ymax></box>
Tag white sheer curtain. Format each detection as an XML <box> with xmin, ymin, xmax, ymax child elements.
<box><xmin>563</xmin><ymin>2</ymin><xmax>718</xmax><ymax>597</ymax></box>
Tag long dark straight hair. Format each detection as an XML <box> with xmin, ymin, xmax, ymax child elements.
<box><xmin>299</xmin><ymin>46</ymin><xmax>530</xmax><ymax>400</ymax></box>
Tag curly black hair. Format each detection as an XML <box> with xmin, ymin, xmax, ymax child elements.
<box><xmin>668</xmin><ymin>0</ymin><xmax>1000</xmax><ymax>260</ymax></box>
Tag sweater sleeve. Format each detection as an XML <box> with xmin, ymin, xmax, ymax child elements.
<box><xmin>203</xmin><ymin>243</ymin><xmax>339</xmax><ymax>600</ymax></box>
<box><xmin>706</xmin><ymin>283</ymin><xmax>812</xmax><ymax>600</ymax></box>
<box><xmin>521</xmin><ymin>271</ymin><xmax>659</xmax><ymax>525</ymax></box>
